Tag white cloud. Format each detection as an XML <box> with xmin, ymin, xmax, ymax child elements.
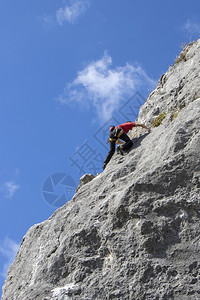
<box><xmin>0</xmin><ymin>238</ymin><xmax>20</xmax><ymax>278</ymax></box>
<box><xmin>0</xmin><ymin>181</ymin><xmax>20</xmax><ymax>199</ymax></box>
<box><xmin>183</xmin><ymin>19</ymin><xmax>200</xmax><ymax>35</ymax></box>
<box><xmin>56</xmin><ymin>0</ymin><xmax>90</xmax><ymax>25</ymax></box>
<box><xmin>57</xmin><ymin>52</ymin><xmax>156</xmax><ymax>121</ymax></box>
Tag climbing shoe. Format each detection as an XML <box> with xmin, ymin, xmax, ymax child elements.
<box><xmin>117</xmin><ymin>146</ymin><xmax>124</xmax><ymax>156</ymax></box>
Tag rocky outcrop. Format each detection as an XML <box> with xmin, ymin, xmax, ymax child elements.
<box><xmin>76</xmin><ymin>174</ymin><xmax>96</xmax><ymax>193</ymax></box>
<box><xmin>2</xmin><ymin>40</ymin><xmax>200</xmax><ymax>300</ymax></box>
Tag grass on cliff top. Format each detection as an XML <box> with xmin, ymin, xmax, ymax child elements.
<box><xmin>174</xmin><ymin>41</ymin><xmax>196</xmax><ymax>64</ymax></box>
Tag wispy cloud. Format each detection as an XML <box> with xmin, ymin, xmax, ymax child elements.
<box><xmin>0</xmin><ymin>181</ymin><xmax>20</xmax><ymax>199</ymax></box>
<box><xmin>56</xmin><ymin>0</ymin><xmax>90</xmax><ymax>25</ymax></box>
<box><xmin>0</xmin><ymin>237</ymin><xmax>20</xmax><ymax>278</ymax></box>
<box><xmin>41</xmin><ymin>15</ymin><xmax>56</xmax><ymax>29</ymax></box>
<box><xmin>182</xmin><ymin>19</ymin><xmax>200</xmax><ymax>35</ymax></box>
<box><xmin>57</xmin><ymin>52</ymin><xmax>156</xmax><ymax>121</ymax></box>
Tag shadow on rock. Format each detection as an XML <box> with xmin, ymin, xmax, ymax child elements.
<box><xmin>127</xmin><ymin>132</ymin><xmax>150</xmax><ymax>153</ymax></box>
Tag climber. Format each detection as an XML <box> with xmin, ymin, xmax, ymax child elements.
<box><xmin>103</xmin><ymin>121</ymin><xmax>150</xmax><ymax>170</ymax></box>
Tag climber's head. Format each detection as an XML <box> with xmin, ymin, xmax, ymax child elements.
<box><xmin>109</xmin><ymin>126</ymin><xmax>115</xmax><ymax>132</ymax></box>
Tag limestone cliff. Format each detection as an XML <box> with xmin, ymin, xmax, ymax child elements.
<box><xmin>2</xmin><ymin>40</ymin><xmax>200</xmax><ymax>300</ymax></box>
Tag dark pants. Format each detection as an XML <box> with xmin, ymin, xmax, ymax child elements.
<box><xmin>104</xmin><ymin>132</ymin><xmax>133</xmax><ymax>165</ymax></box>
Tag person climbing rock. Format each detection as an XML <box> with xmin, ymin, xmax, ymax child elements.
<box><xmin>103</xmin><ymin>121</ymin><xmax>150</xmax><ymax>170</ymax></box>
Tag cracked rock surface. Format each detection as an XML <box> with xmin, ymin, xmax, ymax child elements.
<box><xmin>2</xmin><ymin>40</ymin><xmax>200</xmax><ymax>300</ymax></box>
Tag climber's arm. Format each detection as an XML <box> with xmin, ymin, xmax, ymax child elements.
<box><xmin>134</xmin><ymin>123</ymin><xmax>150</xmax><ymax>130</ymax></box>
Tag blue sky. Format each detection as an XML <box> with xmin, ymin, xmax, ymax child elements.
<box><xmin>1</xmin><ymin>0</ymin><xmax>200</xmax><ymax>294</ymax></box>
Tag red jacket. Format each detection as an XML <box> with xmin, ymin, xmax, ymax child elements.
<box><xmin>116</xmin><ymin>122</ymin><xmax>136</xmax><ymax>134</ymax></box>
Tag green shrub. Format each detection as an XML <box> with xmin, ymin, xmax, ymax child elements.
<box><xmin>152</xmin><ymin>113</ymin><xmax>166</xmax><ymax>127</ymax></box>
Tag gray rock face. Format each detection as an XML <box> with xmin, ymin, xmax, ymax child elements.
<box><xmin>2</xmin><ymin>40</ymin><xmax>200</xmax><ymax>300</ymax></box>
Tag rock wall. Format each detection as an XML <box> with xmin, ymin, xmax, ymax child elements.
<box><xmin>2</xmin><ymin>40</ymin><xmax>200</xmax><ymax>300</ymax></box>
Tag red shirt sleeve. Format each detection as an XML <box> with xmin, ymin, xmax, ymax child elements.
<box><xmin>116</xmin><ymin>122</ymin><xmax>136</xmax><ymax>133</ymax></box>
